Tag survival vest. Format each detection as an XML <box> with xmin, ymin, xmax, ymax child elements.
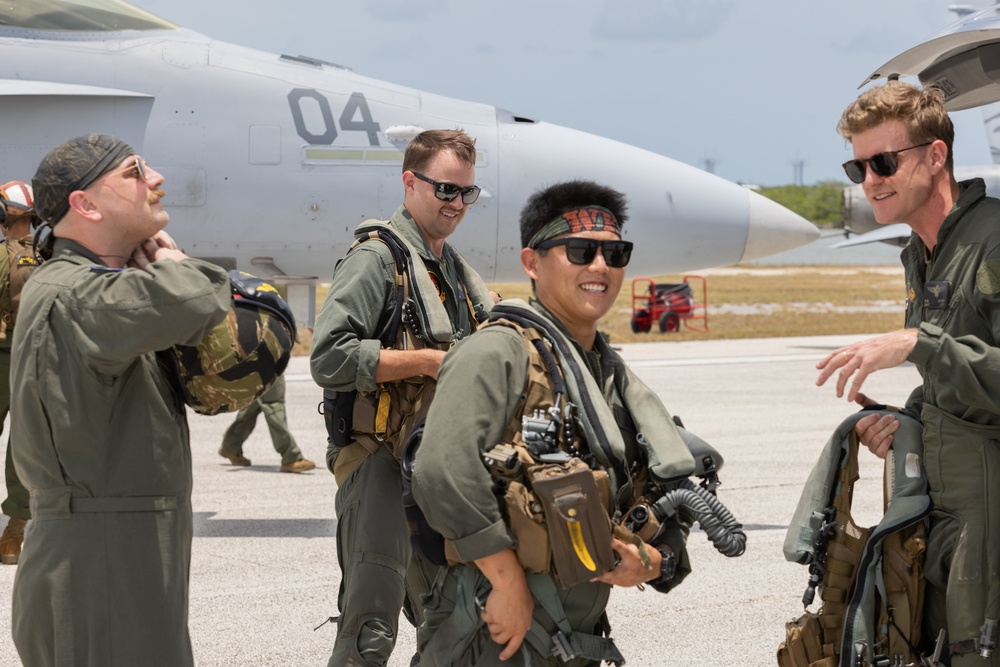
<box><xmin>778</xmin><ymin>409</ymin><xmax>930</xmax><ymax>667</ymax></box>
<box><xmin>401</xmin><ymin>300</ymin><xmax>745</xmax><ymax>666</ymax></box>
<box><xmin>322</xmin><ymin>219</ymin><xmax>493</xmax><ymax>465</ymax></box>
<box><xmin>0</xmin><ymin>235</ymin><xmax>40</xmax><ymax>341</ymax></box>
<box><xmin>478</xmin><ymin>305</ymin><xmax>745</xmax><ymax>572</ymax></box>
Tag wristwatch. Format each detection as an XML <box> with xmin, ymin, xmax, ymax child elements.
<box><xmin>654</xmin><ymin>545</ymin><xmax>677</xmax><ymax>583</ymax></box>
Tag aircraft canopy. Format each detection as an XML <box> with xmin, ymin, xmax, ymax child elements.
<box><xmin>0</xmin><ymin>0</ymin><xmax>175</xmax><ymax>32</ymax></box>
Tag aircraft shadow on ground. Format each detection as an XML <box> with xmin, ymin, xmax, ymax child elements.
<box><xmin>193</xmin><ymin>512</ymin><xmax>336</xmax><ymax>538</ymax></box>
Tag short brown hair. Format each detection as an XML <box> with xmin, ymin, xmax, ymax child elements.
<box><xmin>402</xmin><ymin>129</ymin><xmax>477</xmax><ymax>174</ymax></box>
<box><xmin>837</xmin><ymin>82</ymin><xmax>954</xmax><ymax>172</ymax></box>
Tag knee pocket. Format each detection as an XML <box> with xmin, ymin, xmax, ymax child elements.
<box><xmin>356</xmin><ymin>617</ymin><xmax>396</xmax><ymax>666</ymax></box>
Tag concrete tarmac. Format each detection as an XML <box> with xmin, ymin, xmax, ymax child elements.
<box><xmin>0</xmin><ymin>333</ymin><xmax>921</xmax><ymax>667</ymax></box>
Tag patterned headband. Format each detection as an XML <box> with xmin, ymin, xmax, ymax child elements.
<box><xmin>528</xmin><ymin>206</ymin><xmax>621</xmax><ymax>248</ymax></box>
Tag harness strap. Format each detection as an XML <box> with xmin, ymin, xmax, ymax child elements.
<box><xmin>488</xmin><ymin>306</ymin><xmax>625</xmax><ymax>489</ymax></box>
<box><xmin>552</xmin><ymin>630</ymin><xmax>625</xmax><ymax>666</ymax></box>
<box><xmin>354</xmin><ymin>229</ymin><xmax>410</xmax><ymax>348</ymax></box>
<box><xmin>523</xmin><ymin>573</ymin><xmax>624</xmax><ymax>666</ymax></box>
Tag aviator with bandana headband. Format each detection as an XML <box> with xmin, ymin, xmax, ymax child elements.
<box><xmin>30</xmin><ymin>134</ymin><xmax>136</xmax><ymax>260</ymax></box>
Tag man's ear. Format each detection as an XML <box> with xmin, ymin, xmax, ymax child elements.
<box><xmin>929</xmin><ymin>139</ymin><xmax>949</xmax><ymax>173</ymax></box>
<box><xmin>67</xmin><ymin>190</ymin><xmax>102</xmax><ymax>222</ymax></box>
<box><xmin>521</xmin><ymin>246</ymin><xmax>539</xmax><ymax>280</ymax></box>
<box><xmin>401</xmin><ymin>170</ymin><xmax>416</xmax><ymax>195</ymax></box>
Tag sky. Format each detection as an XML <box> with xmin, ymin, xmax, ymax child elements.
<box><xmin>129</xmin><ymin>0</ymin><xmax>997</xmax><ymax>188</ymax></box>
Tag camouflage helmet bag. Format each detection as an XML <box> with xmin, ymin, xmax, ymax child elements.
<box><xmin>168</xmin><ymin>270</ymin><xmax>296</xmax><ymax>416</ymax></box>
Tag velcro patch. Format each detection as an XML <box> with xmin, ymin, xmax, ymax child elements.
<box><xmin>976</xmin><ymin>259</ymin><xmax>1000</xmax><ymax>295</ymax></box>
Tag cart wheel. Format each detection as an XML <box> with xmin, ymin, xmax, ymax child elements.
<box><xmin>631</xmin><ymin>311</ymin><xmax>651</xmax><ymax>333</ymax></box>
<box><xmin>659</xmin><ymin>311</ymin><xmax>680</xmax><ymax>333</ymax></box>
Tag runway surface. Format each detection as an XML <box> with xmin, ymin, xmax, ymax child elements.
<box><xmin>0</xmin><ymin>333</ymin><xmax>922</xmax><ymax>666</ymax></box>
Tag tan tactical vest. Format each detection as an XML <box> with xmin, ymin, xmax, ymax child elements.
<box><xmin>476</xmin><ymin>317</ymin><xmax>655</xmax><ymax>582</ymax></box>
<box><xmin>779</xmin><ymin>410</ymin><xmax>929</xmax><ymax>667</ymax></box>
<box><xmin>0</xmin><ymin>235</ymin><xmax>39</xmax><ymax>340</ymax></box>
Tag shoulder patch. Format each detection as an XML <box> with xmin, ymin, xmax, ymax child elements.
<box><xmin>977</xmin><ymin>259</ymin><xmax>1000</xmax><ymax>295</ymax></box>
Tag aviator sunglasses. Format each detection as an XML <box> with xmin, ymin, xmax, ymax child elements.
<box><xmin>842</xmin><ymin>142</ymin><xmax>932</xmax><ymax>184</ymax></box>
<box><xmin>411</xmin><ymin>171</ymin><xmax>481</xmax><ymax>204</ymax></box>
<box><xmin>534</xmin><ymin>238</ymin><xmax>634</xmax><ymax>268</ymax></box>
<box><xmin>98</xmin><ymin>155</ymin><xmax>150</xmax><ymax>184</ymax></box>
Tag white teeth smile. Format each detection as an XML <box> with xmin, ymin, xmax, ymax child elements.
<box><xmin>874</xmin><ymin>193</ymin><xmax>893</xmax><ymax>201</ymax></box>
<box><xmin>581</xmin><ymin>283</ymin><xmax>606</xmax><ymax>293</ymax></box>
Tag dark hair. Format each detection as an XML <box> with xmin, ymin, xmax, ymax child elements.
<box><xmin>519</xmin><ymin>180</ymin><xmax>628</xmax><ymax>248</ymax></box>
<box><xmin>402</xmin><ymin>129</ymin><xmax>477</xmax><ymax>174</ymax></box>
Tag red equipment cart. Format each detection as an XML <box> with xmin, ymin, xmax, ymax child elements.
<box><xmin>630</xmin><ymin>275</ymin><xmax>708</xmax><ymax>333</ymax></box>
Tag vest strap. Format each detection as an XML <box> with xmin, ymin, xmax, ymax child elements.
<box><xmin>523</xmin><ymin>573</ymin><xmax>624</xmax><ymax>666</ymax></box>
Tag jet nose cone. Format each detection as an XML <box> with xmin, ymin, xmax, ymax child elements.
<box><xmin>741</xmin><ymin>190</ymin><xmax>820</xmax><ymax>262</ymax></box>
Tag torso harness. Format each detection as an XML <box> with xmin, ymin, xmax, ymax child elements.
<box><xmin>321</xmin><ymin>220</ymin><xmax>492</xmax><ymax>467</ymax></box>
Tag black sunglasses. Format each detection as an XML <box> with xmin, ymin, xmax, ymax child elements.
<box><xmin>411</xmin><ymin>171</ymin><xmax>481</xmax><ymax>204</ymax></box>
<box><xmin>842</xmin><ymin>142</ymin><xmax>932</xmax><ymax>184</ymax></box>
<box><xmin>534</xmin><ymin>238</ymin><xmax>633</xmax><ymax>268</ymax></box>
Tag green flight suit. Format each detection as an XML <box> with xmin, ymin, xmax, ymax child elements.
<box><xmin>310</xmin><ymin>206</ymin><xmax>478</xmax><ymax>667</ymax></box>
<box><xmin>9</xmin><ymin>239</ymin><xmax>230</xmax><ymax>667</ymax></box>
<box><xmin>411</xmin><ymin>300</ymin><xmax>691</xmax><ymax>667</ymax></box>
<box><xmin>219</xmin><ymin>375</ymin><xmax>303</xmax><ymax>465</ymax></box>
<box><xmin>1</xmin><ymin>341</ymin><xmax>28</xmax><ymax>521</ymax></box>
<box><xmin>901</xmin><ymin>178</ymin><xmax>1000</xmax><ymax>665</ymax></box>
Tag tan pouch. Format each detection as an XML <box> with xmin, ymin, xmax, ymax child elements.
<box><xmin>776</xmin><ymin>612</ymin><xmax>829</xmax><ymax>667</ymax></box>
<box><xmin>504</xmin><ymin>481</ymin><xmax>551</xmax><ymax>574</ymax></box>
<box><xmin>529</xmin><ymin>458</ymin><xmax>614</xmax><ymax>588</ymax></box>
<box><xmin>352</xmin><ymin>391</ymin><xmax>379</xmax><ymax>439</ymax></box>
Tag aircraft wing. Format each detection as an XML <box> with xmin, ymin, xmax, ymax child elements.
<box><xmin>0</xmin><ymin>79</ymin><xmax>154</xmax><ymax>171</ymax></box>
<box><xmin>830</xmin><ymin>224</ymin><xmax>911</xmax><ymax>249</ymax></box>
<box><xmin>0</xmin><ymin>78</ymin><xmax>151</xmax><ymax>98</ymax></box>
<box><xmin>861</xmin><ymin>5</ymin><xmax>1000</xmax><ymax>110</ymax></box>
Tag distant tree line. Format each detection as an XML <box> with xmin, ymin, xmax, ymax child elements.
<box><xmin>757</xmin><ymin>180</ymin><xmax>845</xmax><ymax>227</ymax></box>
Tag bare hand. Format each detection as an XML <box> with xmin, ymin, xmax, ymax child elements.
<box><xmin>593</xmin><ymin>538</ymin><xmax>658</xmax><ymax>587</ymax></box>
<box><xmin>149</xmin><ymin>230</ymin><xmax>179</xmax><ymax>250</ymax></box>
<box><xmin>854</xmin><ymin>411</ymin><xmax>898</xmax><ymax>459</ymax></box>
<box><xmin>481</xmin><ymin>582</ymin><xmax>533</xmax><ymax>660</ymax></box>
<box><xmin>815</xmin><ymin>329</ymin><xmax>918</xmax><ymax>402</ymax></box>
<box><xmin>129</xmin><ymin>234</ymin><xmax>188</xmax><ymax>270</ymax></box>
